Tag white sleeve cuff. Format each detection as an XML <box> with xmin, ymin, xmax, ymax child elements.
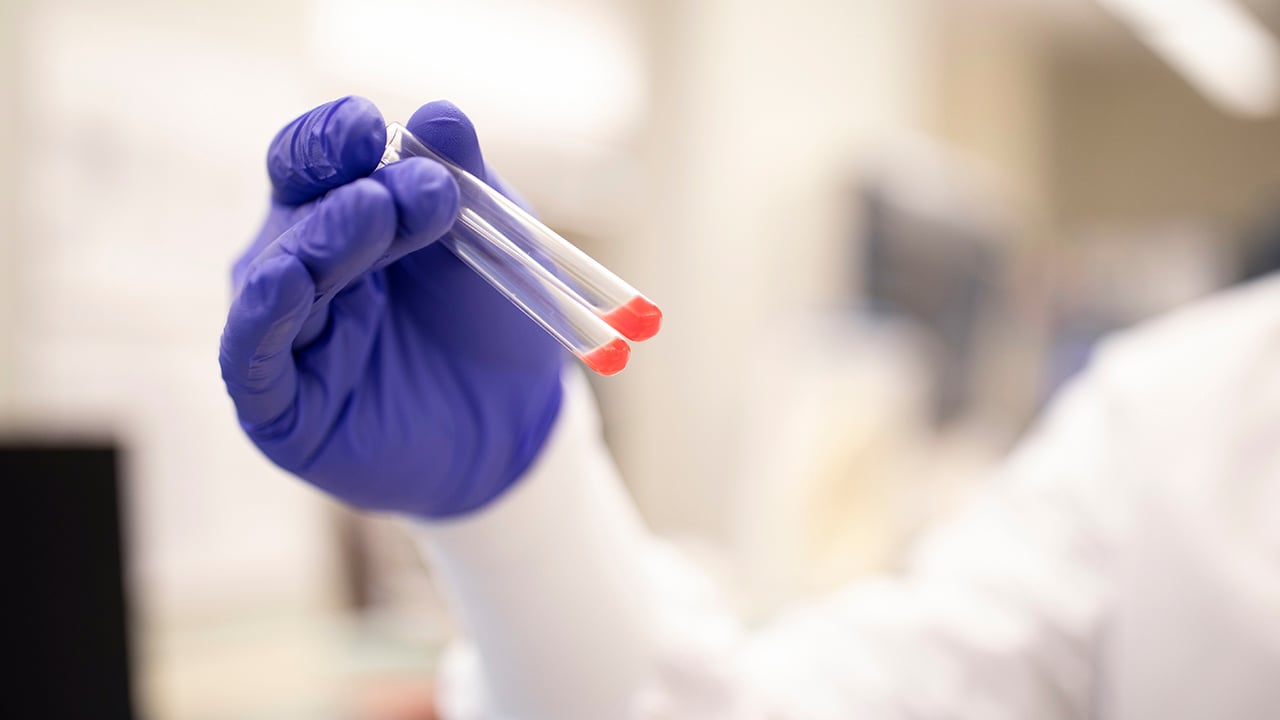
<box><xmin>413</xmin><ymin>369</ymin><xmax>662</xmax><ymax>719</ymax></box>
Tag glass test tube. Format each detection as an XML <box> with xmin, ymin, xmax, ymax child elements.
<box><xmin>383</xmin><ymin>123</ymin><xmax>662</xmax><ymax>342</ymax></box>
<box><xmin>378</xmin><ymin>123</ymin><xmax>638</xmax><ymax>375</ymax></box>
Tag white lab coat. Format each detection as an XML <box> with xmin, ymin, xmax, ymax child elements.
<box><xmin>414</xmin><ymin>276</ymin><xmax>1280</xmax><ymax>720</ymax></box>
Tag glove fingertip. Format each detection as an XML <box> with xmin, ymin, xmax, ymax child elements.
<box><xmin>406</xmin><ymin>99</ymin><xmax>486</xmax><ymax>177</ymax></box>
<box><xmin>269</xmin><ymin>96</ymin><xmax>387</xmax><ymax>205</ymax></box>
<box><xmin>282</xmin><ymin>178</ymin><xmax>396</xmax><ymax>298</ymax></box>
<box><xmin>319</xmin><ymin>177</ymin><xmax>398</xmax><ymax>248</ymax></box>
<box><xmin>335</xmin><ymin>96</ymin><xmax>388</xmax><ymax>177</ymax></box>
<box><xmin>374</xmin><ymin>157</ymin><xmax>460</xmax><ymax>241</ymax></box>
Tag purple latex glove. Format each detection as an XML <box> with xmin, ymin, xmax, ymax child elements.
<box><xmin>220</xmin><ymin>96</ymin><xmax>564</xmax><ymax>518</ymax></box>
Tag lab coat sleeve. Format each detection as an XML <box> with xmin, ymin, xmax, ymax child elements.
<box><xmin>731</xmin><ymin>365</ymin><xmax>1123</xmax><ymax>719</ymax></box>
<box><xmin>413</xmin><ymin>368</ymin><xmax>683</xmax><ymax>719</ymax></box>
<box><xmin>414</xmin><ymin>360</ymin><xmax>1125</xmax><ymax>720</ymax></box>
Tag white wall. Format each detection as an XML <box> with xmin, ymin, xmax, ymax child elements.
<box><xmin>0</xmin><ymin>0</ymin><xmax>17</xmax><ymax>414</ymax></box>
<box><xmin>604</xmin><ymin>0</ymin><xmax>938</xmax><ymax>544</ymax></box>
<box><xmin>10</xmin><ymin>0</ymin><xmax>347</xmax><ymax>626</ymax></box>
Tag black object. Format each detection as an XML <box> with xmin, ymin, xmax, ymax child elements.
<box><xmin>859</xmin><ymin>183</ymin><xmax>1004</xmax><ymax>425</ymax></box>
<box><xmin>0</xmin><ymin>444</ymin><xmax>135</xmax><ymax>719</ymax></box>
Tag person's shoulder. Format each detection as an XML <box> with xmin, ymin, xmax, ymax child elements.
<box><xmin>1091</xmin><ymin>274</ymin><xmax>1280</xmax><ymax>403</ymax></box>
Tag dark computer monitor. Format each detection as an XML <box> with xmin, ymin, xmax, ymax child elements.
<box><xmin>0</xmin><ymin>443</ymin><xmax>135</xmax><ymax>719</ymax></box>
<box><xmin>858</xmin><ymin>183</ymin><xmax>1005</xmax><ymax>425</ymax></box>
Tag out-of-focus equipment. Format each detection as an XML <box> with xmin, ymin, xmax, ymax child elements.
<box><xmin>0</xmin><ymin>443</ymin><xmax>135</xmax><ymax>720</ymax></box>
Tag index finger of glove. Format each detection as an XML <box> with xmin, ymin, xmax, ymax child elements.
<box><xmin>268</xmin><ymin>96</ymin><xmax>387</xmax><ymax>206</ymax></box>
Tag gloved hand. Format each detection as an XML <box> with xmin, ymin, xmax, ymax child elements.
<box><xmin>220</xmin><ymin>96</ymin><xmax>565</xmax><ymax>518</ymax></box>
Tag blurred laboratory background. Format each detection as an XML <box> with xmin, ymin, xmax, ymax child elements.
<box><xmin>4</xmin><ymin>0</ymin><xmax>1280</xmax><ymax>717</ymax></box>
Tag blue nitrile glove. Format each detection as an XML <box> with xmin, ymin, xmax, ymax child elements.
<box><xmin>219</xmin><ymin>96</ymin><xmax>565</xmax><ymax>518</ymax></box>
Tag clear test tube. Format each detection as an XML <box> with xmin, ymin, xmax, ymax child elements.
<box><xmin>378</xmin><ymin>123</ymin><xmax>633</xmax><ymax>375</ymax></box>
<box><xmin>381</xmin><ymin>123</ymin><xmax>663</xmax><ymax>342</ymax></box>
